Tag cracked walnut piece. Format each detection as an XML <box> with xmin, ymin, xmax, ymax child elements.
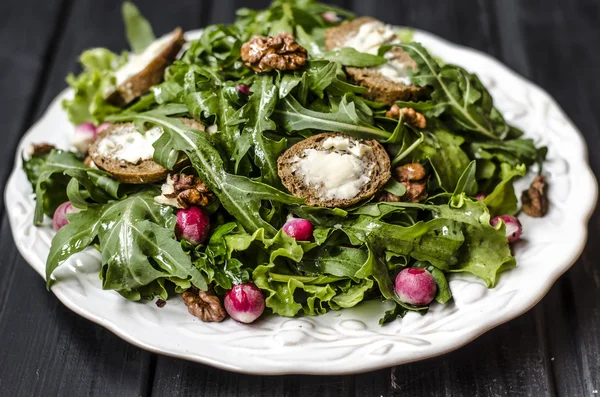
<box><xmin>521</xmin><ymin>175</ymin><xmax>549</xmax><ymax>217</ymax></box>
<box><xmin>386</xmin><ymin>105</ymin><xmax>427</xmax><ymax>129</ymax></box>
<box><xmin>378</xmin><ymin>162</ymin><xmax>428</xmax><ymax>203</ymax></box>
<box><xmin>30</xmin><ymin>143</ymin><xmax>55</xmax><ymax>157</ymax></box>
<box><xmin>164</xmin><ymin>173</ymin><xmax>213</xmax><ymax>208</ymax></box>
<box><xmin>240</xmin><ymin>33</ymin><xmax>307</xmax><ymax>73</ymax></box>
<box><xmin>181</xmin><ymin>287</ymin><xmax>226</xmax><ymax>322</ymax></box>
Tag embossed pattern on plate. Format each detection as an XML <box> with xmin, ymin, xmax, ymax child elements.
<box><xmin>5</xmin><ymin>29</ymin><xmax>597</xmax><ymax>375</ymax></box>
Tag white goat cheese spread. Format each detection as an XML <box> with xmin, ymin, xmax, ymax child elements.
<box><xmin>342</xmin><ymin>21</ymin><xmax>412</xmax><ymax>85</ymax></box>
<box><xmin>114</xmin><ymin>32</ymin><xmax>175</xmax><ymax>86</ymax></box>
<box><xmin>154</xmin><ymin>174</ymin><xmax>181</xmax><ymax>208</ymax></box>
<box><xmin>96</xmin><ymin>126</ymin><xmax>162</xmax><ymax>164</ymax></box>
<box><xmin>292</xmin><ymin>137</ymin><xmax>372</xmax><ymax>200</ymax></box>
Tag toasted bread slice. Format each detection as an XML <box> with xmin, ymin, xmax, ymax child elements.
<box><xmin>277</xmin><ymin>132</ymin><xmax>391</xmax><ymax>208</ymax></box>
<box><xmin>88</xmin><ymin>118</ymin><xmax>204</xmax><ymax>184</ymax></box>
<box><xmin>106</xmin><ymin>28</ymin><xmax>185</xmax><ymax>107</ymax></box>
<box><xmin>325</xmin><ymin>17</ymin><xmax>424</xmax><ymax>105</ymax></box>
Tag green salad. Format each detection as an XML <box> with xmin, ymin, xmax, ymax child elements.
<box><xmin>24</xmin><ymin>0</ymin><xmax>548</xmax><ymax>325</ymax></box>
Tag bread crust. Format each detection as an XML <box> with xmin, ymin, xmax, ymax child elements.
<box><xmin>106</xmin><ymin>27</ymin><xmax>186</xmax><ymax>107</ymax></box>
<box><xmin>325</xmin><ymin>17</ymin><xmax>425</xmax><ymax>105</ymax></box>
<box><xmin>88</xmin><ymin>118</ymin><xmax>204</xmax><ymax>184</ymax></box>
<box><xmin>277</xmin><ymin>132</ymin><xmax>391</xmax><ymax>208</ymax></box>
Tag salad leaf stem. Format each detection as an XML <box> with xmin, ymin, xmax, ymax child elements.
<box><xmin>391</xmin><ymin>132</ymin><xmax>424</xmax><ymax>166</ymax></box>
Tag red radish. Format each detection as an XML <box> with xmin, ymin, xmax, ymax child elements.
<box><xmin>224</xmin><ymin>283</ymin><xmax>265</xmax><ymax>323</ymax></box>
<box><xmin>236</xmin><ymin>84</ymin><xmax>251</xmax><ymax>95</ymax></box>
<box><xmin>72</xmin><ymin>122</ymin><xmax>96</xmax><ymax>154</ymax></box>
<box><xmin>282</xmin><ymin>218</ymin><xmax>314</xmax><ymax>241</ymax></box>
<box><xmin>96</xmin><ymin>123</ymin><xmax>112</xmax><ymax>133</ymax></box>
<box><xmin>395</xmin><ymin>268</ymin><xmax>437</xmax><ymax>306</ymax></box>
<box><xmin>476</xmin><ymin>193</ymin><xmax>488</xmax><ymax>201</ymax></box>
<box><xmin>176</xmin><ymin>206</ymin><xmax>210</xmax><ymax>245</ymax></box>
<box><xmin>53</xmin><ymin>202</ymin><xmax>79</xmax><ymax>231</ymax></box>
<box><xmin>490</xmin><ymin>215</ymin><xmax>522</xmax><ymax>243</ymax></box>
<box><xmin>322</xmin><ymin>11</ymin><xmax>341</xmax><ymax>22</ymax></box>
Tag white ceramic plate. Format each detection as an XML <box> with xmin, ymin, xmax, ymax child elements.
<box><xmin>5</xmin><ymin>29</ymin><xmax>597</xmax><ymax>375</ymax></box>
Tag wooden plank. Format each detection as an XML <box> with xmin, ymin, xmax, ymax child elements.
<box><xmin>2</xmin><ymin>0</ymin><xmax>596</xmax><ymax>396</ymax></box>
<box><xmin>354</xmin><ymin>310</ymin><xmax>555</xmax><ymax>396</ymax></box>
<box><xmin>0</xmin><ymin>0</ymin><xmax>68</xmax><ymax>212</ymax></box>
<box><xmin>150</xmin><ymin>359</ymin><xmax>286</xmax><ymax>397</ymax></box>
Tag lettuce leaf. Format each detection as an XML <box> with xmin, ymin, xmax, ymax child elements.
<box><xmin>483</xmin><ymin>163</ymin><xmax>526</xmax><ymax>216</ymax></box>
<box><xmin>62</xmin><ymin>48</ymin><xmax>124</xmax><ymax>125</ymax></box>
<box><xmin>440</xmin><ymin>195</ymin><xmax>516</xmax><ymax>286</ymax></box>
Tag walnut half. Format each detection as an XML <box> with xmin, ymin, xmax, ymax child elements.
<box><xmin>386</xmin><ymin>105</ymin><xmax>427</xmax><ymax>129</ymax></box>
<box><xmin>181</xmin><ymin>287</ymin><xmax>226</xmax><ymax>322</ymax></box>
<box><xmin>378</xmin><ymin>162</ymin><xmax>428</xmax><ymax>203</ymax></box>
<box><xmin>240</xmin><ymin>33</ymin><xmax>307</xmax><ymax>73</ymax></box>
<box><xmin>155</xmin><ymin>173</ymin><xmax>213</xmax><ymax>209</ymax></box>
<box><xmin>521</xmin><ymin>175</ymin><xmax>549</xmax><ymax>217</ymax></box>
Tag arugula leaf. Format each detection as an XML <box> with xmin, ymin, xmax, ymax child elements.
<box><xmin>122</xmin><ymin>2</ymin><xmax>156</xmax><ymax>53</ymax></box>
<box><xmin>25</xmin><ymin>150</ymin><xmax>122</xmax><ymax>225</ymax></box>
<box><xmin>273</xmin><ymin>95</ymin><xmax>392</xmax><ymax>140</ymax></box>
<box><xmin>305</xmin><ymin>61</ymin><xmax>338</xmax><ymax>98</ymax></box>
<box><xmin>383</xmin><ymin>178</ymin><xmax>407</xmax><ymax>197</ymax></box>
<box><xmin>412</xmin><ymin>126</ymin><xmax>470</xmax><ymax>191</ymax></box>
<box><xmin>184</xmin><ymin>25</ymin><xmax>247</xmax><ymax>74</ymax></box>
<box><xmin>242</xmin><ymin>75</ymin><xmax>286</xmax><ymax>185</ymax></box>
<box><xmin>471</xmin><ymin>138</ymin><xmax>541</xmax><ymax>167</ymax></box>
<box><xmin>389</xmin><ymin>42</ymin><xmax>510</xmax><ymax>140</ymax></box>
<box><xmin>235</xmin><ymin>0</ymin><xmax>351</xmax><ymax>39</ymax></box>
<box><xmin>380</xmin><ymin>303</ymin><xmax>409</xmax><ymax>325</ymax></box>
<box><xmin>109</xmin><ymin>110</ymin><xmax>303</xmax><ymax>235</ymax></box>
<box><xmin>320</xmin><ymin>48</ymin><xmax>387</xmax><ymax>67</ymax></box>
<box><xmin>453</xmin><ymin>160</ymin><xmax>478</xmax><ymax>197</ymax></box>
<box><xmin>46</xmin><ymin>191</ymin><xmax>207</xmax><ymax>297</ymax></box>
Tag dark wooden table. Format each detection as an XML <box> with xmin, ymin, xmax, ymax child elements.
<box><xmin>1</xmin><ymin>0</ymin><xmax>598</xmax><ymax>395</ymax></box>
